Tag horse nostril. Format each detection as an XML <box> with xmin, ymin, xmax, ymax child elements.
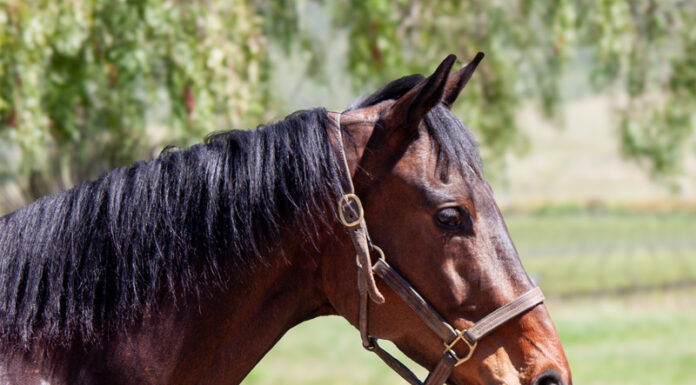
<box><xmin>532</xmin><ymin>369</ymin><xmax>564</xmax><ymax>385</ymax></box>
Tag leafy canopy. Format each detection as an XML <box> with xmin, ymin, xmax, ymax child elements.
<box><xmin>1</xmin><ymin>0</ymin><xmax>694</xmax><ymax>206</ymax></box>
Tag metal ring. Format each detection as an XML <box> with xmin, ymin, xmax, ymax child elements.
<box><xmin>369</xmin><ymin>244</ymin><xmax>385</xmax><ymax>263</ymax></box>
<box><xmin>338</xmin><ymin>193</ymin><xmax>364</xmax><ymax>227</ymax></box>
<box><xmin>356</xmin><ymin>244</ymin><xmax>386</xmax><ymax>268</ymax></box>
<box><xmin>443</xmin><ymin>329</ymin><xmax>478</xmax><ymax>366</ymax></box>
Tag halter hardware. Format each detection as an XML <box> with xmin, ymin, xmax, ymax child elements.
<box><xmin>444</xmin><ymin>329</ymin><xmax>478</xmax><ymax>366</ymax></box>
<box><xmin>338</xmin><ymin>193</ymin><xmax>364</xmax><ymax>228</ymax></box>
<box><xmin>355</xmin><ymin>244</ymin><xmax>384</xmax><ymax>269</ymax></box>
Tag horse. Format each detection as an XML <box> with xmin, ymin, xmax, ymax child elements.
<box><xmin>0</xmin><ymin>53</ymin><xmax>571</xmax><ymax>385</ymax></box>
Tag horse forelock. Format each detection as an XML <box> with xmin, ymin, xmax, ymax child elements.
<box><xmin>0</xmin><ymin>108</ymin><xmax>345</xmax><ymax>353</ymax></box>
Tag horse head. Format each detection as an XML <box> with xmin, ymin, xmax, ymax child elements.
<box><xmin>322</xmin><ymin>54</ymin><xmax>572</xmax><ymax>385</ymax></box>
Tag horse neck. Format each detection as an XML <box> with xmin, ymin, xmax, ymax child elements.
<box><xmin>105</xmin><ymin>239</ymin><xmax>334</xmax><ymax>385</ymax></box>
<box><xmin>3</xmin><ymin>232</ymin><xmax>335</xmax><ymax>385</ymax></box>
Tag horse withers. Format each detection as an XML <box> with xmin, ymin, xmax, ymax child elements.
<box><xmin>0</xmin><ymin>53</ymin><xmax>571</xmax><ymax>385</ymax></box>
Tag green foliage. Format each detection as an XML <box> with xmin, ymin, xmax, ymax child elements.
<box><xmin>580</xmin><ymin>0</ymin><xmax>696</xmax><ymax>175</ymax></box>
<box><xmin>270</xmin><ymin>0</ymin><xmax>695</xmax><ymax>175</ymax></box>
<box><xmin>0</xmin><ymin>0</ymin><xmax>266</xmax><ymax>200</ymax></box>
<box><xmin>1</xmin><ymin>0</ymin><xmax>694</xmax><ymax>205</ymax></box>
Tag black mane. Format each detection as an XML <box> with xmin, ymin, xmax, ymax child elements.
<box><xmin>0</xmin><ymin>75</ymin><xmax>483</xmax><ymax>352</ymax></box>
<box><xmin>0</xmin><ymin>109</ymin><xmax>345</xmax><ymax>350</ymax></box>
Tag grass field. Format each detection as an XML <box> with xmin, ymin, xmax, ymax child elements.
<box><xmin>509</xmin><ymin>212</ymin><xmax>696</xmax><ymax>297</ymax></box>
<box><xmin>552</xmin><ymin>290</ymin><xmax>696</xmax><ymax>385</ymax></box>
<box><xmin>243</xmin><ymin>212</ymin><xmax>696</xmax><ymax>385</ymax></box>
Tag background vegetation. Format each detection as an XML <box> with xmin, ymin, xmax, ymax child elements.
<box><xmin>1</xmin><ymin>0</ymin><xmax>695</xmax><ymax>204</ymax></box>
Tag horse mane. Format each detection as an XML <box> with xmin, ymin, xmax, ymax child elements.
<box><xmin>0</xmin><ymin>108</ymin><xmax>345</xmax><ymax>351</ymax></box>
<box><xmin>0</xmin><ymin>74</ymin><xmax>483</xmax><ymax>353</ymax></box>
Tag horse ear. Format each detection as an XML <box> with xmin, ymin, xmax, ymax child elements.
<box><xmin>442</xmin><ymin>52</ymin><xmax>484</xmax><ymax>109</ymax></box>
<box><xmin>387</xmin><ymin>54</ymin><xmax>457</xmax><ymax>128</ymax></box>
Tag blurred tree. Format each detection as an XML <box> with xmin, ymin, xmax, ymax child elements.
<box><xmin>0</xmin><ymin>0</ymin><xmax>266</xmax><ymax>201</ymax></box>
<box><xmin>262</xmin><ymin>0</ymin><xmax>695</xmax><ymax>176</ymax></box>
<box><xmin>1</xmin><ymin>0</ymin><xmax>694</xmax><ymax>205</ymax></box>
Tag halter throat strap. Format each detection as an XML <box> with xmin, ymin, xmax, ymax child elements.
<box><xmin>333</xmin><ymin>112</ymin><xmax>545</xmax><ymax>385</ymax></box>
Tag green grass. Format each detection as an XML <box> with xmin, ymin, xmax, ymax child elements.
<box><xmin>243</xmin><ymin>317</ymin><xmax>427</xmax><ymax>385</ymax></box>
<box><xmin>243</xmin><ymin>213</ymin><xmax>696</xmax><ymax>384</ymax></box>
<box><xmin>507</xmin><ymin>212</ymin><xmax>696</xmax><ymax>297</ymax></box>
<box><xmin>552</xmin><ymin>290</ymin><xmax>696</xmax><ymax>385</ymax></box>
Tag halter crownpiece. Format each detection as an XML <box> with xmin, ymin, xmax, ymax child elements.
<box><xmin>333</xmin><ymin>112</ymin><xmax>546</xmax><ymax>385</ymax></box>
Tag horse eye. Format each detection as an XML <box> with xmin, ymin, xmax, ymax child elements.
<box><xmin>435</xmin><ymin>207</ymin><xmax>466</xmax><ymax>230</ymax></box>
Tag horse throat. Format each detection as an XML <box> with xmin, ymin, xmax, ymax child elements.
<box><xmin>173</xmin><ymin>248</ymin><xmax>331</xmax><ymax>384</ymax></box>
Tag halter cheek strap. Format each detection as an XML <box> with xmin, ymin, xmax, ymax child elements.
<box><xmin>333</xmin><ymin>112</ymin><xmax>545</xmax><ymax>385</ymax></box>
<box><xmin>334</xmin><ymin>112</ymin><xmax>385</xmax><ymax>305</ymax></box>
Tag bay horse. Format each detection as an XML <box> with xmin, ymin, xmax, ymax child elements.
<box><xmin>0</xmin><ymin>53</ymin><xmax>571</xmax><ymax>385</ymax></box>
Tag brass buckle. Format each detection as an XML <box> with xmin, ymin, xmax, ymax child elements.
<box><xmin>443</xmin><ymin>329</ymin><xmax>478</xmax><ymax>367</ymax></box>
<box><xmin>338</xmin><ymin>193</ymin><xmax>364</xmax><ymax>227</ymax></box>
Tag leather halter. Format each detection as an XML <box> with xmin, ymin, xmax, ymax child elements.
<box><xmin>333</xmin><ymin>113</ymin><xmax>546</xmax><ymax>385</ymax></box>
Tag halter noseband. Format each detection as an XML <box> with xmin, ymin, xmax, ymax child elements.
<box><xmin>333</xmin><ymin>112</ymin><xmax>545</xmax><ymax>385</ymax></box>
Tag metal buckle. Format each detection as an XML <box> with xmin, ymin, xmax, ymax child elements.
<box><xmin>443</xmin><ymin>329</ymin><xmax>478</xmax><ymax>367</ymax></box>
<box><xmin>338</xmin><ymin>193</ymin><xmax>364</xmax><ymax>227</ymax></box>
